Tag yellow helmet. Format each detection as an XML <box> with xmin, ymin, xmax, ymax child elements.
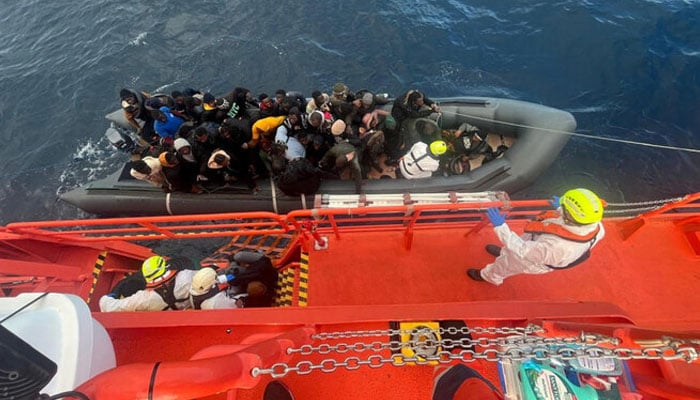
<box><xmin>141</xmin><ymin>256</ymin><xmax>170</xmax><ymax>286</ymax></box>
<box><xmin>561</xmin><ymin>188</ymin><xmax>604</xmax><ymax>224</ymax></box>
<box><xmin>429</xmin><ymin>140</ymin><xmax>447</xmax><ymax>156</ymax></box>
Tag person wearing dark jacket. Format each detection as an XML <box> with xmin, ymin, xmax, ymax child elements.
<box><xmin>390</xmin><ymin>89</ymin><xmax>441</xmax><ymax>149</ymax></box>
<box><xmin>221</xmin><ymin>251</ymin><xmax>278</xmax><ymax>308</ymax></box>
<box><xmin>120</xmin><ymin>88</ymin><xmax>158</xmax><ymax>145</ymax></box>
<box><xmin>319</xmin><ymin>142</ymin><xmax>363</xmax><ymax>194</ymax></box>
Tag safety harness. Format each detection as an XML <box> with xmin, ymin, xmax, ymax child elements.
<box><xmin>523</xmin><ymin>211</ymin><xmax>601</xmax><ymax>270</ymax></box>
<box><xmin>153</xmin><ymin>277</ymin><xmax>191</xmax><ymax>310</ymax></box>
<box><xmin>399</xmin><ymin>146</ymin><xmax>438</xmax><ymax>176</ymax></box>
<box><xmin>190</xmin><ymin>286</ymin><xmax>221</xmax><ymax>310</ymax></box>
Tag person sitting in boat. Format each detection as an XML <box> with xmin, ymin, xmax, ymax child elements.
<box><xmin>172</xmin><ymin>138</ymin><xmax>201</xmax><ymax>193</ymax></box>
<box><xmin>398</xmin><ymin>140</ymin><xmax>447</xmax><ymax>179</ymax></box>
<box><xmin>181</xmin><ymin>88</ymin><xmax>205</xmax><ymax>124</ymax></box>
<box><xmin>329</xmin><ymin>82</ymin><xmax>355</xmax><ymax>115</ymax></box>
<box><xmin>154</xmin><ymin>106</ymin><xmax>185</xmax><ymax>145</ymax></box>
<box><xmin>200</xmin><ymin>92</ymin><xmax>231</xmax><ymax>123</ymax></box>
<box><xmin>358</xmin><ymin>112</ymin><xmax>386</xmax><ymax>174</ymax></box>
<box><xmin>160</xmin><ymin>151</ymin><xmax>200</xmax><ymax>193</ymax></box>
<box><xmin>129</xmin><ymin>156</ymin><xmax>166</xmax><ymax>188</ymax></box>
<box><xmin>334</xmin><ymin>99</ymin><xmax>363</xmax><ymax>135</ymax></box>
<box><xmin>281</xmin><ymin>91</ymin><xmax>307</xmax><ymax>114</ymax></box>
<box><xmin>274</xmin><ymin>88</ymin><xmax>287</xmax><ymax>107</ymax></box>
<box><xmin>99</xmin><ymin>255</ymin><xmax>198</xmax><ymax>312</ymax></box>
<box><xmin>204</xmin><ymin>149</ymin><xmax>258</xmax><ymax>191</ymax></box>
<box><xmin>304</xmin><ymin>132</ymin><xmax>330</xmax><ymax>168</ymax></box>
<box><xmin>189</xmin><ymin>267</ymin><xmax>247</xmax><ymax>310</ymax></box>
<box><xmin>258</xmin><ymin>92</ymin><xmax>282</xmax><ymax>118</ymax></box>
<box><xmin>221</xmin><ymin>251</ymin><xmax>279</xmax><ymax>308</ymax></box>
<box><xmin>217</xmin><ymin>119</ymin><xmax>250</xmax><ymax>159</ymax></box>
<box><xmin>170</xmin><ymin>90</ymin><xmax>187</xmax><ymax>113</ymax></box>
<box><xmin>306</xmin><ymin>90</ymin><xmax>332</xmax><ymax>117</ymax></box>
<box><xmin>275</xmin><ymin>115</ymin><xmax>307</xmax><ymax>161</ymax></box>
<box><xmin>447</xmin><ymin>122</ymin><xmax>509</xmax><ymax>174</ymax></box>
<box><xmin>249</xmin><ymin>115</ymin><xmax>287</xmax><ymax>175</ymax></box>
<box><xmin>306</xmin><ymin>110</ymin><xmax>333</xmax><ymax>138</ymax></box>
<box><xmin>319</xmin><ymin>141</ymin><xmax>363</xmax><ymax>194</ymax></box>
<box><xmin>120</xmin><ymin>88</ymin><xmax>158</xmax><ymax>145</ymax></box>
<box><xmin>329</xmin><ymin>119</ymin><xmax>361</xmax><ymax>147</ymax></box>
<box><xmin>189</xmin><ymin>125</ymin><xmax>218</xmax><ymax>181</ymax></box>
<box><xmin>282</xmin><ymin>107</ymin><xmax>308</xmax><ymax>136</ymax></box>
<box><xmin>221</xmin><ymin>87</ymin><xmax>257</xmax><ymax>120</ymax></box>
<box><xmin>467</xmin><ymin>188</ymin><xmax>606</xmax><ymax>285</ymax></box>
<box><xmin>391</xmin><ymin>89</ymin><xmax>441</xmax><ymax>147</ymax></box>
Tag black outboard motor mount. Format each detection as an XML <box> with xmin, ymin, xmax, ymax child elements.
<box><xmin>105</xmin><ymin>125</ymin><xmax>136</xmax><ymax>153</ymax></box>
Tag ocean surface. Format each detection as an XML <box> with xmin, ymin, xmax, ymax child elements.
<box><xmin>1</xmin><ymin>0</ymin><xmax>699</xmax><ymax>224</ymax></box>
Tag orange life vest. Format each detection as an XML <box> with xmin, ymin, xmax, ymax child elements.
<box><xmin>523</xmin><ymin>211</ymin><xmax>600</xmax><ymax>243</ymax></box>
<box><xmin>522</xmin><ymin>211</ymin><xmax>601</xmax><ymax>269</ymax></box>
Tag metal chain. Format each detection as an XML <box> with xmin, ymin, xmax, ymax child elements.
<box><xmin>252</xmin><ymin>327</ymin><xmax>700</xmax><ymax>379</ymax></box>
<box><xmin>289</xmin><ymin>334</ymin><xmax>588</xmax><ymax>356</ymax></box>
<box><xmin>253</xmin><ymin>342</ymin><xmax>699</xmax><ymax>378</ymax></box>
<box><xmin>310</xmin><ymin>324</ymin><xmax>544</xmax><ymax>340</ymax></box>
<box><xmin>603</xmin><ymin>207</ymin><xmax>661</xmax><ymax>215</ymax></box>
<box><xmin>602</xmin><ymin>196</ymin><xmax>688</xmax><ymax>216</ymax></box>
<box><xmin>605</xmin><ymin>197</ymin><xmax>685</xmax><ymax>207</ymax></box>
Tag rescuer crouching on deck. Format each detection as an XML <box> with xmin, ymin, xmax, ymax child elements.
<box><xmin>99</xmin><ymin>255</ymin><xmax>197</xmax><ymax>312</ymax></box>
<box><xmin>467</xmin><ymin>188</ymin><xmax>606</xmax><ymax>285</ymax></box>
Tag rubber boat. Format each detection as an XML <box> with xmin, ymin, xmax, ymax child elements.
<box><xmin>58</xmin><ymin>97</ymin><xmax>575</xmax><ymax>216</ymax></box>
<box><xmin>2</xmin><ymin>191</ymin><xmax>700</xmax><ymax>399</ymax></box>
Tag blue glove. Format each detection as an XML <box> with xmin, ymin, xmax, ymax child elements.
<box><xmin>549</xmin><ymin>195</ymin><xmax>561</xmax><ymax>209</ymax></box>
<box><xmin>486</xmin><ymin>207</ymin><xmax>505</xmax><ymax>227</ymax></box>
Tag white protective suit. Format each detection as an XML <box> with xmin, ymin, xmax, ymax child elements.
<box><xmin>198</xmin><ymin>291</ymin><xmax>247</xmax><ymax>310</ymax></box>
<box><xmin>480</xmin><ymin>213</ymin><xmax>605</xmax><ymax>285</ymax></box>
<box><xmin>99</xmin><ymin>269</ymin><xmax>197</xmax><ymax>312</ymax></box>
<box><xmin>399</xmin><ymin>142</ymin><xmax>440</xmax><ymax>179</ymax></box>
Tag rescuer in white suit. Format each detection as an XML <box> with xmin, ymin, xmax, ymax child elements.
<box><xmin>467</xmin><ymin>188</ymin><xmax>606</xmax><ymax>286</ymax></box>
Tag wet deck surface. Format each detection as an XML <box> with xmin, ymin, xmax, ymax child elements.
<box><xmin>305</xmin><ymin>218</ymin><xmax>700</xmax><ymax>332</ymax></box>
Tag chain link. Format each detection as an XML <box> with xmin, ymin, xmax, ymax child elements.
<box><xmin>605</xmin><ymin>197</ymin><xmax>685</xmax><ymax>207</ymax></box>
<box><xmin>254</xmin><ymin>325</ymin><xmax>700</xmax><ymax>379</ymax></box>
<box><xmin>310</xmin><ymin>324</ymin><xmax>544</xmax><ymax>340</ymax></box>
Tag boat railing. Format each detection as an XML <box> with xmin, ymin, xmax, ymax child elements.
<box><xmin>2</xmin><ymin>212</ymin><xmax>290</xmax><ymax>243</ymax></box>
<box><xmin>3</xmin><ymin>193</ymin><xmax>700</xmax><ymax>248</ymax></box>
<box><xmin>2</xmin><ymin>198</ymin><xmax>551</xmax><ymax>251</ymax></box>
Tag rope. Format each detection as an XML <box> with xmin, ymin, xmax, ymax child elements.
<box><xmin>439</xmin><ymin>110</ymin><xmax>700</xmax><ymax>154</ymax></box>
<box><xmin>606</xmin><ymin>197</ymin><xmax>685</xmax><ymax>207</ymax></box>
<box><xmin>0</xmin><ymin>292</ymin><xmax>49</xmax><ymax>324</ymax></box>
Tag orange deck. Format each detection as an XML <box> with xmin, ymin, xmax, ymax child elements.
<box><xmin>3</xmin><ymin>198</ymin><xmax>700</xmax><ymax>399</ymax></box>
<box><xmin>305</xmin><ymin>217</ymin><xmax>700</xmax><ymax>331</ymax></box>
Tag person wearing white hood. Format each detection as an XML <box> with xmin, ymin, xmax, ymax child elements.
<box><xmin>173</xmin><ymin>138</ymin><xmax>201</xmax><ymax>193</ymax></box>
<box><xmin>174</xmin><ymin>138</ymin><xmax>197</xmax><ymax>163</ymax></box>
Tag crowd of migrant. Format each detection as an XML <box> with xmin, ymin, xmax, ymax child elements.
<box><xmin>120</xmin><ymin>84</ymin><xmax>506</xmax><ymax>196</ymax></box>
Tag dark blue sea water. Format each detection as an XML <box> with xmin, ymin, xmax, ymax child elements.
<box><xmin>1</xmin><ymin>0</ymin><xmax>699</xmax><ymax>224</ymax></box>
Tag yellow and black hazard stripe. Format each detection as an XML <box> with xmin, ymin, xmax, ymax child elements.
<box><xmin>87</xmin><ymin>251</ymin><xmax>107</xmax><ymax>304</ymax></box>
<box><xmin>298</xmin><ymin>252</ymin><xmax>309</xmax><ymax>307</ymax></box>
<box><xmin>275</xmin><ymin>267</ymin><xmax>296</xmax><ymax>307</ymax></box>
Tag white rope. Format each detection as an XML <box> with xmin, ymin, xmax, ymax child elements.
<box><xmin>440</xmin><ymin>110</ymin><xmax>700</xmax><ymax>154</ymax></box>
<box><xmin>165</xmin><ymin>192</ymin><xmax>173</xmax><ymax>215</ymax></box>
<box><xmin>269</xmin><ymin>179</ymin><xmax>278</xmax><ymax>214</ymax></box>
